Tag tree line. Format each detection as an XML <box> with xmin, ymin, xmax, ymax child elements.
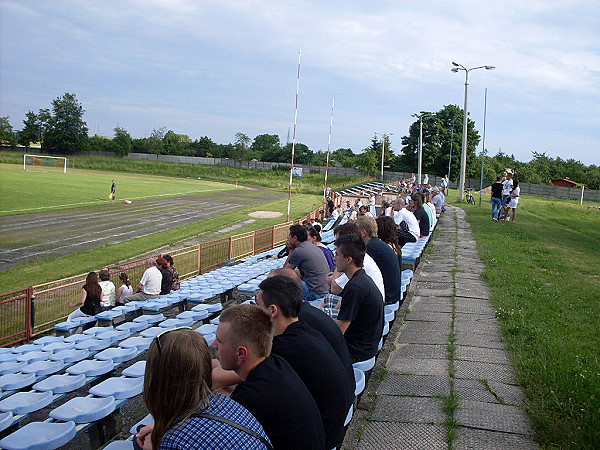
<box><xmin>1</xmin><ymin>93</ymin><xmax>598</xmax><ymax>189</ymax></box>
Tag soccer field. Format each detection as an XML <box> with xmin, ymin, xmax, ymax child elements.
<box><xmin>0</xmin><ymin>164</ymin><xmax>236</xmax><ymax>215</ymax></box>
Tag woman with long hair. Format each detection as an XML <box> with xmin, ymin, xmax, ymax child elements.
<box><xmin>375</xmin><ymin>215</ymin><xmax>402</xmax><ymax>267</ymax></box>
<box><xmin>68</xmin><ymin>272</ymin><xmax>102</xmax><ymax>321</ymax></box>
<box><xmin>116</xmin><ymin>272</ymin><xmax>133</xmax><ymax>306</ymax></box>
<box><xmin>136</xmin><ymin>328</ymin><xmax>270</xmax><ymax>449</ymax></box>
<box><xmin>409</xmin><ymin>193</ymin><xmax>430</xmax><ymax>238</ymax></box>
<box><xmin>163</xmin><ymin>254</ymin><xmax>180</xmax><ymax>291</ymax></box>
<box><xmin>508</xmin><ymin>179</ymin><xmax>521</xmax><ymax>222</ymax></box>
<box><xmin>156</xmin><ymin>257</ymin><xmax>173</xmax><ymax>296</ymax></box>
<box><xmin>307</xmin><ymin>226</ymin><xmax>335</xmax><ymax>271</ymax></box>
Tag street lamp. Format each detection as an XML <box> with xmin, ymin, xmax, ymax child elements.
<box><xmin>412</xmin><ymin>112</ymin><xmax>436</xmax><ymax>185</ymax></box>
<box><xmin>374</xmin><ymin>131</ymin><xmax>393</xmax><ymax>181</ymax></box>
<box><xmin>451</xmin><ymin>62</ymin><xmax>495</xmax><ymax>201</ymax></box>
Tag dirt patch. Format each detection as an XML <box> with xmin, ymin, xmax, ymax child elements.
<box><xmin>248</xmin><ymin>211</ymin><xmax>283</xmax><ymax>219</ymax></box>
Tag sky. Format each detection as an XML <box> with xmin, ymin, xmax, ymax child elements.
<box><xmin>1</xmin><ymin>0</ymin><xmax>599</xmax><ymax>166</ymax></box>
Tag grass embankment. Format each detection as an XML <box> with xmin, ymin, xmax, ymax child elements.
<box><xmin>453</xmin><ymin>194</ymin><xmax>599</xmax><ymax>449</ymax></box>
<box><xmin>0</xmin><ymin>194</ymin><xmax>320</xmax><ymax>293</ymax></box>
<box><xmin>0</xmin><ymin>152</ymin><xmax>371</xmax><ymax>195</ymax></box>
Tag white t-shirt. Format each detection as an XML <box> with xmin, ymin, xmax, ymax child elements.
<box><xmin>502</xmin><ymin>179</ymin><xmax>513</xmax><ymax>196</ymax></box>
<box><xmin>508</xmin><ymin>186</ymin><xmax>520</xmax><ymax>208</ymax></box>
<box><xmin>331</xmin><ymin>209</ymin><xmax>340</xmax><ymax>220</ymax></box>
<box><xmin>384</xmin><ymin>206</ymin><xmax>394</xmax><ymax>217</ymax></box>
<box><xmin>393</xmin><ymin>209</ymin><xmax>420</xmax><ymax>238</ymax></box>
<box><xmin>140</xmin><ymin>266</ymin><xmax>162</xmax><ymax>295</ymax></box>
<box><xmin>334</xmin><ymin>253</ymin><xmax>385</xmax><ymax>300</ymax></box>
<box><xmin>99</xmin><ymin>280</ymin><xmax>116</xmax><ymax>307</ymax></box>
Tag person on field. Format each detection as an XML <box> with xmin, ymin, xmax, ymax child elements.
<box><xmin>68</xmin><ymin>271</ymin><xmax>102</xmax><ymax>321</ymax></box>
<box><xmin>110</xmin><ymin>180</ymin><xmax>116</xmax><ymax>201</ymax></box>
<box><xmin>507</xmin><ymin>179</ymin><xmax>521</xmax><ymax>222</ymax></box>
<box><xmin>491</xmin><ymin>176</ymin><xmax>504</xmax><ymax>221</ymax></box>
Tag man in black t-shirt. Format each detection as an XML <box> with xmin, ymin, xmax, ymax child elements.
<box><xmin>212</xmin><ymin>305</ymin><xmax>325</xmax><ymax>450</ymax></box>
<box><xmin>257</xmin><ymin>276</ymin><xmax>354</xmax><ymax>450</ymax></box>
<box><xmin>334</xmin><ymin>234</ymin><xmax>384</xmax><ymax>362</ymax></box>
<box><xmin>491</xmin><ymin>176</ymin><xmax>503</xmax><ymax>221</ymax></box>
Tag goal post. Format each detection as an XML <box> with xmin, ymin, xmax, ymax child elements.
<box><xmin>23</xmin><ymin>154</ymin><xmax>69</xmax><ymax>173</ymax></box>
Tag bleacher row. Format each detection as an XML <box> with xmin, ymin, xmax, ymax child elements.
<box><xmin>0</xmin><ymin>183</ymin><xmax>434</xmax><ymax>450</ymax></box>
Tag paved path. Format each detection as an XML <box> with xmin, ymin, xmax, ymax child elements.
<box><xmin>344</xmin><ymin>205</ymin><xmax>538</xmax><ymax>449</ymax></box>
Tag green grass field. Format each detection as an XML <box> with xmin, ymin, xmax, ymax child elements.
<box><xmin>0</xmin><ymin>164</ymin><xmax>236</xmax><ymax>215</ymax></box>
<box><xmin>454</xmin><ymin>194</ymin><xmax>600</xmax><ymax>449</ymax></box>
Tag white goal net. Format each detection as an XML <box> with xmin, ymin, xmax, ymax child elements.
<box><xmin>23</xmin><ymin>154</ymin><xmax>69</xmax><ymax>173</ymax></box>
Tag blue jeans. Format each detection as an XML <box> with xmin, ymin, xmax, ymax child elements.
<box><xmin>491</xmin><ymin>197</ymin><xmax>502</xmax><ymax>219</ymax></box>
<box><xmin>301</xmin><ymin>281</ymin><xmax>325</xmax><ymax>302</ymax></box>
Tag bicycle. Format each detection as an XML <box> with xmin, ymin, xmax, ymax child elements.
<box><xmin>465</xmin><ymin>188</ymin><xmax>476</xmax><ymax>205</ymax></box>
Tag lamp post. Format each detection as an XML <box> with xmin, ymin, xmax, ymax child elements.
<box><xmin>451</xmin><ymin>62</ymin><xmax>495</xmax><ymax>201</ymax></box>
<box><xmin>412</xmin><ymin>112</ymin><xmax>436</xmax><ymax>185</ymax></box>
<box><xmin>374</xmin><ymin>131</ymin><xmax>393</xmax><ymax>181</ymax></box>
<box><xmin>448</xmin><ymin>118</ymin><xmax>455</xmax><ymax>181</ymax></box>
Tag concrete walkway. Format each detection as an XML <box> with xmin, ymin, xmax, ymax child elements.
<box><xmin>343</xmin><ymin>205</ymin><xmax>538</xmax><ymax>449</ymax></box>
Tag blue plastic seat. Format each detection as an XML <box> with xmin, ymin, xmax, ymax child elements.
<box><xmin>141</xmin><ymin>301</ymin><xmax>169</xmax><ymax>312</ymax></box>
<box><xmin>197</xmin><ymin>324</ymin><xmax>218</xmax><ymax>336</ymax></box>
<box><xmin>83</xmin><ymin>326</ymin><xmax>112</xmax><ymax>336</ymax></box>
<box><xmin>191</xmin><ymin>303</ymin><xmax>222</xmax><ymax>314</ymax></box>
<box><xmin>139</xmin><ymin>327</ymin><xmax>164</xmax><ymax>339</ymax></box>
<box><xmin>66</xmin><ymin>359</ymin><xmax>114</xmax><ymax>377</ymax></box>
<box><xmin>33</xmin><ymin>336</ymin><xmax>64</xmax><ymax>346</ymax></box>
<box><xmin>133</xmin><ymin>314</ymin><xmax>165</xmax><ymax>324</ymax></box>
<box><xmin>49</xmin><ymin>395</ymin><xmax>116</xmax><ymax>423</ymax></box>
<box><xmin>50</xmin><ymin>348</ymin><xmax>90</xmax><ymax>363</ymax></box>
<box><xmin>42</xmin><ymin>341</ymin><xmax>76</xmax><ymax>353</ymax></box>
<box><xmin>203</xmin><ymin>333</ymin><xmax>216</xmax><ymax>346</ymax></box>
<box><xmin>12</xmin><ymin>344</ymin><xmax>39</xmax><ymax>354</ymax></box>
<box><xmin>382</xmin><ymin>321</ymin><xmax>390</xmax><ymax>336</ymax></box>
<box><xmin>0</xmin><ymin>420</ymin><xmax>76</xmax><ymax>450</ymax></box>
<box><xmin>353</xmin><ymin>356</ymin><xmax>376</xmax><ymax>373</ymax></box>
<box><xmin>0</xmin><ymin>373</ymin><xmax>36</xmax><ymax>390</ymax></box>
<box><xmin>176</xmin><ymin>310</ymin><xmax>209</xmax><ymax>322</ymax></box>
<box><xmin>33</xmin><ymin>373</ymin><xmax>86</xmax><ymax>393</ymax></box>
<box><xmin>384</xmin><ymin>308</ymin><xmax>395</xmax><ymax>323</ymax></box>
<box><xmin>53</xmin><ymin>321</ymin><xmax>81</xmax><ymax>333</ymax></box>
<box><xmin>0</xmin><ymin>361</ymin><xmax>26</xmax><ymax>376</ymax></box>
<box><xmin>119</xmin><ymin>337</ymin><xmax>152</xmax><ymax>352</ymax></box>
<box><xmin>95</xmin><ymin>310</ymin><xmax>124</xmax><ymax>321</ymax></box>
<box><xmin>121</xmin><ymin>361</ymin><xmax>146</xmax><ymax>378</ymax></box>
<box><xmin>89</xmin><ymin>376</ymin><xmax>143</xmax><ymax>399</ymax></box>
<box><xmin>159</xmin><ymin>318</ymin><xmax>194</xmax><ymax>329</ymax></box>
<box><xmin>74</xmin><ymin>338</ymin><xmax>112</xmax><ymax>351</ymax></box>
<box><xmin>0</xmin><ymin>390</ymin><xmax>53</xmax><ymax>415</ymax></box>
<box><xmin>16</xmin><ymin>351</ymin><xmax>50</xmax><ymax>364</ymax></box>
<box><xmin>129</xmin><ymin>413</ymin><xmax>154</xmax><ymax>434</ymax></box>
<box><xmin>94</xmin><ymin>347</ymin><xmax>138</xmax><ymax>363</ymax></box>
<box><xmin>96</xmin><ymin>330</ymin><xmax>131</xmax><ymax>344</ymax></box>
<box><xmin>115</xmin><ymin>321</ymin><xmax>150</xmax><ymax>334</ymax></box>
<box><xmin>21</xmin><ymin>360</ymin><xmax>65</xmax><ymax>376</ymax></box>
<box><xmin>210</xmin><ymin>316</ymin><xmax>220</xmax><ymax>325</ymax></box>
<box><xmin>0</xmin><ymin>411</ymin><xmax>13</xmax><ymax>432</ymax></box>
<box><xmin>63</xmin><ymin>333</ymin><xmax>94</xmax><ymax>344</ymax></box>
<box><xmin>104</xmin><ymin>440</ymin><xmax>136</xmax><ymax>449</ymax></box>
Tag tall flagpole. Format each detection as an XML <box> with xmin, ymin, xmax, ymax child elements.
<box><xmin>324</xmin><ymin>97</ymin><xmax>335</xmax><ymax>201</ymax></box>
<box><xmin>287</xmin><ymin>49</ymin><xmax>302</xmax><ymax>222</ymax></box>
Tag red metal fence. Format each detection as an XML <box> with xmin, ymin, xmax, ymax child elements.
<box><xmin>0</xmin><ymin>208</ymin><xmax>325</xmax><ymax>347</ymax></box>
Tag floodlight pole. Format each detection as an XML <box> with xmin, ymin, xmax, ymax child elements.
<box><xmin>412</xmin><ymin>112</ymin><xmax>436</xmax><ymax>185</ymax></box>
<box><xmin>451</xmin><ymin>62</ymin><xmax>495</xmax><ymax>201</ymax></box>
<box><xmin>287</xmin><ymin>49</ymin><xmax>301</xmax><ymax>222</ymax></box>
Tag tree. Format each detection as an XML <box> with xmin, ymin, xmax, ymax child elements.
<box><xmin>19</xmin><ymin>111</ymin><xmax>41</xmax><ymax>148</ymax></box>
<box><xmin>112</xmin><ymin>127</ymin><xmax>133</xmax><ymax>157</ymax></box>
<box><xmin>398</xmin><ymin>105</ymin><xmax>480</xmax><ymax>179</ymax></box>
<box><xmin>43</xmin><ymin>93</ymin><xmax>88</xmax><ymax>154</ymax></box>
<box><xmin>252</xmin><ymin>134</ymin><xmax>281</xmax><ymax>161</ymax></box>
<box><xmin>148</xmin><ymin>127</ymin><xmax>167</xmax><ymax>155</ymax></box>
<box><xmin>0</xmin><ymin>116</ymin><xmax>16</xmax><ymax>146</ymax></box>
<box><xmin>232</xmin><ymin>132</ymin><xmax>251</xmax><ymax>162</ymax></box>
<box><xmin>88</xmin><ymin>134</ymin><xmax>112</xmax><ymax>152</ymax></box>
<box><xmin>162</xmin><ymin>130</ymin><xmax>191</xmax><ymax>155</ymax></box>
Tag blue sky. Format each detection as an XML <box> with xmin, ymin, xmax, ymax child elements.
<box><xmin>1</xmin><ymin>0</ymin><xmax>599</xmax><ymax>165</ymax></box>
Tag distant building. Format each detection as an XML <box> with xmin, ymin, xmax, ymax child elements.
<box><xmin>551</xmin><ymin>178</ymin><xmax>579</xmax><ymax>187</ymax></box>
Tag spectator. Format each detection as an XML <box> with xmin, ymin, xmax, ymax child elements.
<box><xmin>163</xmin><ymin>254</ymin><xmax>180</xmax><ymax>291</ymax></box>
<box><xmin>369</xmin><ymin>194</ymin><xmax>377</xmax><ymax>216</ymax></box>
<box><xmin>68</xmin><ymin>272</ymin><xmax>102</xmax><ymax>321</ymax></box>
<box><xmin>375</xmin><ymin>215</ymin><xmax>402</xmax><ymax>268</ymax></box>
<box><xmin>156</xmin><ymin>257</ymin><xmax>173</xmax><ymax>296</ymax></box>
<box><xmin>98</xmin><ymin>269</ymin><xmax>115</xmax><ymax>311</ymax></box>
<box><xmin>380</xmin><ymin>200</ymin><xmax>390</xmax><ymax>217</ymax></box>
<box><xmin>333</xmin><ymin>234</ymin><xmax>384</xmax><ymax>362</ymax></box>
<box><xmin>431</xmin><ymin>188</ymin><xmax>444</xmax><ymax>215</ymax></box>
<box><xmin>392</xmin><ymin>198</ymin><xmax>420</xmax><ymax>246</ymax></box>
<box><xmin>327</xmin><ymin>197</ymin><xmax>335</xmax><ymax>217</ymax></box>
<box><xmin>285</xmin><ymin>224</ymin><xmax>330</xmax><ymax>301</ymax></box>
<box><xmin>212</xmin><ymin>305</ymin><xmax>325</xmax><ymax>449</ymax></box>
<box><xmin>441</xmin><ymin>174</ymin><xmax>449</xmax><ymax>194</ymax></box>
<box><xmin>491</xmin><ymin>176</ymin><xmax>503</xmax><ymax>221</ymax></box>
<box><xmin>268</xmin><ymin>268</ymin><xmax>355</xmax><ymax>389</ymax></box>
<box><xmin>356</xmin><ymin>217</ymin><xmax>402</xmax><ymax>305</ymax></box>
<box><xmin>126</xmin><ymin>258</ymin><xmax>162</xmax><ymax>302</ymax></box>
<box><xmin>501</xmin><ymin>172</ymin><xmax>514</xmax><ymax>221</ymax></box>
<box><xmin>331</xmin><ymin>205</ymin><xmax>341</xmax><ymax>220</ymax></box>
<box><xmin>307</xmin><ymin>226</ymin><xmax>335</xmax><ymax>271</ymax></box>
<box><xmin>409</xmin><ymin>193</ymin><xmax>430</xmax><ymax>237</ymax></box>
<box><xmin>257</xmin><ymin>276</ymin><xmax>354</xmax><ymax>449</ymax></box>
<box><xmin>358</xmin><ymin>205</ymin><xmax>373</xmax><ymax>218</ymax></box>
<box><xmin>116</xmin><ymin>272</ymin><xmax>133</xmax><ymax>306</ymax></box>
<box><xmin>136</xmin><ymin>328</ymin><xmax>270</xmax><ymax>450</ymax></box>
<box><xmin>422</xmin><ymin>191</ymin><xmax>437</xmax><ymax>231</ymax></box>
<box><xmin>507</xmin><ymin>179</ymin><xmax>521</xmax><ymax>222</ymax></box>
<box><xmin>423</xmin><ymin>173</ymin><xmax>429</xmax><ymax>185</ymax></box>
